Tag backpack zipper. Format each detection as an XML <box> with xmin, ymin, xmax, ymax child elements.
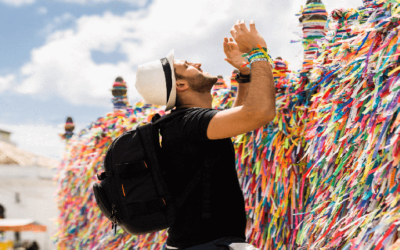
<box><xmin>111</xmin><ymin>204</ymin><xmax>118</xmax><ymax>234</ymax></box>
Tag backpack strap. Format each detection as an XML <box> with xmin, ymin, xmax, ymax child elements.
<box><xmin>137</xmin><ymin>123</ymin><xmax>168</xmax><ymax>198</ymax></box>
<box><xmin>134</xmin><ymin>110</ymin><xmax>189</xmax><ymax>203</ymax></box>
<box><xmin>152</xmin><ymin>109</ymin><xmax>188</xmax><ymax>127</ymax></box>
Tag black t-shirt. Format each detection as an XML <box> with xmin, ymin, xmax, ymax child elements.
<box><xmin>160</xmin><ymin>107</ymin><xmax>247</xmax><ymax>249</ymax></box>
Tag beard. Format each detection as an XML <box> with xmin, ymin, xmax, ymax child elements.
<box><xmin>187</xmin><ymin>73</ymin><xmax>218</xmax><ymax>94</ymax></box>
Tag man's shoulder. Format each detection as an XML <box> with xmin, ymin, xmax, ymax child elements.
<box><xmin>163</xmin><ymin>107</ymin><xmax>219</xmax><ymax>141</ymax></box>
<box><xmin>172</xmin><ymin>107</ymin><xmax>216</xmax><ymax>113</ymax></box>
<box><xmin>169</xmin><ymin>107</ymin><xmax>218</xmax><ymax>121</ymax></box>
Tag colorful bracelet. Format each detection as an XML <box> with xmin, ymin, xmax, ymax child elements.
<box><xmin>249</xmin><ymin>58</ymin><xmax>269</xmax><ymax>67</ymax></box>
<box><xmin>241</xmin><ymin>44</ymin><xmax>274</xmax><ymax>69</ymax></box>
<box><xmin>248</xmin><ymin>53</ymin><xmax>265</xmax><ymax>61</ymax></box>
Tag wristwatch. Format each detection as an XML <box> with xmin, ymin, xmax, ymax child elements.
<box><xmin>235</xmin><ymin>72</ymin><xmax>251</xmax><ymax>84</ymax></box>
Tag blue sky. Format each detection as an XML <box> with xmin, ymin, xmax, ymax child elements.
<box><xmin>1</xmin><ymin>0</ymin><xmax>150</xmax><ymax>71</ymax></box>
<box><xmin>0</xmin><ymin>0</ymin><xmax>362</xmax><ymax>159</ymax></box>
<box><xmin>1</xmin><ymin>0</ymin><xmax>151</xmax><ymax>126</ymax></box>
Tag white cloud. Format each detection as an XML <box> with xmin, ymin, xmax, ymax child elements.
<box><xmin>0</xmin><ymin>74</ymin><xmax>15</xmax><ymax>93</ymax></box>
<box><xmin>2</xmin><ymin>0</ymin><xmax>367</xmax><ymax>159</ymax></box>
<box><xmin>12</xmin><ymin>0</ymin><xmax>366</xmax><ymax>106</ymax></box>
<box><xmin>324</xmin><ymin>0</ymin><xmax>363</xmax><ymax>11</ymax></box>
<box><xmin>16</xmin><ymin>12</ymin><xmax>139</xmax><ymax>106</ymax></box>
<box><xmin>37</xmin><ymin>6</ymin><xmax>47</xmax><ymax>15</ymax></box>
<box><xmin>0</xmin><ymin>0</ymin><xmax>35</xmax><ymax>7</ymax></box>
<box><xmin>40</xmin><ymin>13</ymin><xmax>75</xmax><ymax>36</ymax></box>
<box><xmin>0</xmin><ymin>123</ymin><xmax>64</xmax><ymax>159</ymax></box>
<box><xmin>56</xmin><ymin>0</ymin><xmax>148</xmax><ymax>6</ymax></box>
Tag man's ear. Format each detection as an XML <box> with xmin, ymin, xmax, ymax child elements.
<box><xmin>176</xmin><ymin>79</ymin><xmax>189</xmax><ymax>92</ymax></box>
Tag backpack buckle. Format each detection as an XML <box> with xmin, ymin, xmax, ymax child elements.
<box><xmin>151</xmin><ymin>114</ymin><xmax>161</xmax><ymax>123</ymax></box>
<box><xmin>97</xmin><ymin>171</ymin><xmax>113</xmax><ymax>181</ymax></box>
<box><xmin>97</xmin><ymin>172</ymin><xmax>106</xmax><ymax>181</ymax></box>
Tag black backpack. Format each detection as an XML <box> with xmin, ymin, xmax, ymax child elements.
<box><xmin>93</xmin><ymin>110</ymin><xmax>218</xmax><ymax>235</ymax></box>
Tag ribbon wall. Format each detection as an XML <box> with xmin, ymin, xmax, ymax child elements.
<box><xmin>296</xmin><ymin>0</ymin><xmax>400</xmax><ymax>249</ymax></box>
<box><xmin>54</xmin><ymin>0</ymin><xmax>400</xmax><ymax>249</ymax></box>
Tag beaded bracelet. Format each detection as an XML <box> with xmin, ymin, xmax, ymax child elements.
<box><xmin>249</xmin><ymin>58</ymin><xmax>269</xmax><ymax>67</ymax></box>
<box><xmin>241</xmin><ymin>44</ymin><xmax>274</xmax><ymax>69</ymax></box>
<box><xmin>248</xmin><ymin>53</ymin><xmax>265</xmax><ymax>61</ymax></box>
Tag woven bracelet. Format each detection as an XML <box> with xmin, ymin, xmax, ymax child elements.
<box><xmin>249</xmin><ymin>58</ymin><xmax>269</xmax><ymax>68</ymax></box>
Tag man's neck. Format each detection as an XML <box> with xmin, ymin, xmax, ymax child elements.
<box><xmin>176</xmin><ymin>92</ymin><xmax>213</xmax><ymax>109</ymax></box>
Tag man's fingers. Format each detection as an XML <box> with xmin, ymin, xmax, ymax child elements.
<box><xmin>230</xmin><ymin>27</ymin><xmax>237</xmax><ymax>39</ymax></box>
<box><xmin>224</xmin><ymin>58</ymin><xmax>233</xmax><ymax>65</ymax></box>
<box><xmin>224</xmin><ymin>37</ymin><xmax>230</xmax><ymax>50</ymax></box>
<box><xmin>223</xmin><ymin>41</ymin><xmax>229</xmax><ymax>54</ymax></box>
<box><xmin>227</xmin><ymin>38</ymin><xmax>239</xmax><ymax>51</ymax></box>
<box><xmin>234</xmin><ymin>23</ymin><xmax>241</xmax><ymax>33</ymax></box>
<box><xmin>234</xmin><ymin>19</ymin><xmax>242</xmax><ymax>33</ymax></box>
<box><xmin>249</xmin><ymin>20</ymin><xmax>257</xmax><ymax>33</ymax></box>
<box><xmin>239</xmin><ymin>20</ymin><xmax>249</xmax><ymax>33</ymax></box>
<box><xmin>223</xmin><ymin>38</ymin><xmax>231</xmax><ymax>54</ymax></box>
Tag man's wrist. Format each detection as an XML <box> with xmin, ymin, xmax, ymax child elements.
<box><xmin>239</xmin><ymin>68</ymin><xmax>250</xmax><ymax>76</ymax></box>
<box><xmin>236</xmin><ymin>72</ymin><xmax>251</xmax><ymax>84</ymax></box>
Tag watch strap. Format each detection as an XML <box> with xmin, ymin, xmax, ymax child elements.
<box><xmin>235</xmin><ymin>72</ymin><xmax>251</xmax><ymax>84</ymax></box>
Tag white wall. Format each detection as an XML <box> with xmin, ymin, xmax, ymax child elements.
<box><xmin>0</xmin><ymin>165</ymin><xmax>57</xmax><ymax>250</ymax></box>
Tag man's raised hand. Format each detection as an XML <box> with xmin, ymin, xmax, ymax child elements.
<box><xmin>230</xmin><ymin>20</ymin><xmax>267</xmax><ymax>53</ymax></box>
<box><xmin>223</xmin><ymin>37</ymin><xmax>251</xmax><ymax>75</ymax></box>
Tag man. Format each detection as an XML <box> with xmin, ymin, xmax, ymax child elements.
<box><xmin>135</xmin><ymin>20</ymin><xmax>275</xmax><ymax>249</ymax></box>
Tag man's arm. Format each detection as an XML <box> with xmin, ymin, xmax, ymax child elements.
<box><xmin>232</xmin><ymin>74</ymin><xmax>250</xmax><ymax>108</ymax></box>
<box><xmin>222</xmin><ymin>37</ymin><xmax>251</xmax><ymax>108</ymax></box>
<box><xmin>207</xmin><ymin>20</ymin><xmax>276</xmax><ymax>140</ymax></box>
<box><xmin>242</xmin><ymin>61</ymin><xmax>275</xmax><ymax>116</ymax></box>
